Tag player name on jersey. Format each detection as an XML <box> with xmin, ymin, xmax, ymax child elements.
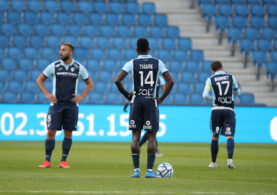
<box><xmin>214</xmin><ymin>75</ymin><xmax>229</xmax><ymax>82</ymax></box>
<box><xmin>139</xmin><ymin>64</ymin><xmax>153</xmax><ymax>69</ymax></box>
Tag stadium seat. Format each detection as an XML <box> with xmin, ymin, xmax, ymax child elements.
<box><xmin>251</xmin><ymin>5</ymin><xmax>265</xmax><ymax>17</ymax></box>
<box><xmin>193</xmin><ymin>83</ymin><xmax>204</xmax><ymax>94</ymax></box>
<box><xmin>257</xmin><ymin>39</ymin><xmax>272</xmax><ymax>52</ymax></box>
<box><xmin>106</xmin><ymin>93</ymin><xmax>122</xmax><ymax>104</ymax></box>
<box><xmin>252</xmin><ymin>51</ymin><xmax>267</xmax><ymax>79</ymax></box>
<box><xmin>265</xmin><ymin>62</ymin><xmax>277</xmax><ymax>91</ymax></box>
<box><xmin>134</xmin><ymin>26</ymin><xmax>148</xmax><ymax>37</ymax></box>
<box><xmin>117</xmin><ymin>26</ymin><xmax>132</xmax><ymax>37</ymax></box>
<box><xmin>198</xmin><ymin>72</ymin><xmax>210</xmax><ymax>82</ymax></box>
<box><xmin>13</xmin><ymin>35</ymin><xmax>28</xmax><ymax>48</ymax></box>
<box><xmin>41</xmin><ymin>48</ymin><xmax>56</xmax><ymax>60</ymax></box>
<box><xmin>170</xmin><ymin>72</ymin><xmax>180</xmax><ymax>82</ymax></box>
<box><xmin>268</xmin><ymin>5</ymin><xmax>277</xmax><ymax>16</ymax></box>
<box><xmin>244</xmin><ymin>28</ymin><xmax>260</xmax><ymax>40</ymax></box>
<box><xmin>124</xmin><ymin>49</ymin><xmax>137</xmax><ymax>60</ymax></box>
<box><xmin>24</xmin><ymin>12</ymin><xmax>38</xmax><ymax>24</ymax></box>
<box><xmin>45</xmin><ymin>1</ymin><xmax>60</xmax><ymax>12</ymax></box>
<box><xmin>190</xmin><ymin>50</ymin><xmax>204</xmax><ymax>62</ymax></box>
<box><xmin>129</xmin><ymin>38</ymin><xmax>138</xmax><ymax>49</ymax></box>
<box><xmin>52</xmin><ymin>24</ymin><xmax>66</xmax><ymax>36</ymax></box>
<box><xmin>215</xmin><ymin>16</ymin><xmax>230</xmax><ymax>33</ymax></box>
<box><xmin>108</xmin><ymin>49</ymin><xmax>122</xmax><ymax>60</ymax></box>
<box><xmin>103</xmin><ymin>60</ymin><xmax>118</xmax><ymax>71</ymax></box>
<box><xmin>2</xmin><ymin>59</ymin><xmax>16</xmax><ymax>71</ymax></box>
<box><xmin>162</xmin><ymin>38</ymin><xmax>176</xmax><ymax>50</ymax></box>
<box><xmin>64</xmin><ymin>36</ymin><xmax>78</xmax><ymax>47</ymax></box>
<box><xmin>113</xmin><ymin>38</ymin><xmax>127</xmax><ymax>49</ymax></box>
<box><xmin>149</xmin><ymin>26</ymin><xmax>164</xmax><ymax>38</ymax></box>
<box><xmin>235</xmin><ymin>5</ymin><xmax>249</xmax><ymax>17</ymax></box>
<box><xmin>90</xmin><ymin>49</ymin><xmax>106</xmax><ymax>60</ymax></box>
<box><xmin>240</xmin><ymin>39</ymin><xmax>255</xmax><ymax>57</ymax></box>
<box><xmin>24</xmin><ymin>48</ymin><xmax>38</xmax><ymax>60</ymax></box>
<box><xmin>138</xmin><ymin>14</ymin><xmax>152</xmax><ymax>26</ymax></box>
<box><xmin>19</xmin><ymin>59</ymin><xmax>33</xmax><ymax>71</ymax></box>
<box><xmin>29</xmin><ymin>70</ymin><xmax>41</xmax><ymax>81</ymax></box>
<box><xmin>89</xmin><ymin>14</ymin><xmax>104</xmax><ymax>26</ymax></box>
<box><xmin>8</xmin><ymin>81</ymin><xmax>22</xmax><ymax>93</ymax></box>
<box><xmin>109</xmin><ymin>83</ymin><xmax>119</xmax><ymax>93</ymax></box>
<box><xmin>246</xmin><ymin>0</ymin><xmax>261</xmax><ymax>3</ymax></box>
<box><xmin>157</xmin><ymin>50</ymin><xmax>171</xmax><ymax>61</ymax></box>
<box><xmin>89</xmin><ymin>93</ymin><xmax>105</xmax><ymax>104</ymax></box>
<box><xmin>96</xmin><ymin>37</ymin><xmax>110</xmax><ymax>49</ymax></box>
<box><xmin>110</xmin><ymin>2</ymin><xmax>124</xmax><ymax>13</ymax></box>
<box><xmin>0</xmin><ymin>12</ymin><xmax>4</xmax><ymax>24</ymax></box>
<box><xmin>28</xmin><ymin>1</ymin><xmax>42</xmax><ymax>12</ymax></box>
<box><xmin>0</xmin><ymin>36</ymin><xmax>9</xmax><ymax>47</ymax></box>
<box><xmin>126</xmin><ymin>2</ymin><xmax>140</xmax><ymax>14</ymax></box>
<box><xmin>173</xmin><ymin>93</ymin><xmax>188</xmax><ymax>105</ymax></box>
<box><xmin>93</xmin><ymin>2</ymin><xmax>107</xmax><ymax>13</ymax></box>
<box><xmin>36</xmin><ymin>59</ymin><xmax>50</xmax><ymax>71</ymax></box>
<box><xmin>40</xmin><ymin>13</ymin><xmax>55</xmax><ymax>24</ymax></box>
<box><xmin>87</xmin><ymin>60</ymin><xmax>101</xmax><ymax>71</ymax></box>
<box><xmin>218</xmin><ymin>4</ymin><xmax>233</xmax><ymax>17</ymax></box>
<box><xmin>73</xmin><ymin>13</ymin><xmax>88</xmax><ymax>25</ymax></box>
<box><xmin>57</xmin><ymin>13</ymin><xmax>71</xmax><ymax>25</ymax></box>
<box><xmin>186</xmin><ymin>61</ymin><xmax>200</xmax><ymax>72</ymax></box>
<box><xmin>154</xmin><ymin>14</ymin><xmax>168</xmax><ymax>27</ymax></box>
<box><xmin>12</xmin><ymin>0</ymin><xmax>26</xmax><ymax>11</ymax></box>
<box><xmin>35</xmin><ymin>25</ymin><xmax>49</xmax><ymax>36</ymax></box>
<box><xmin>174</xmin><ymin>50</ymin><xmax>188</xmax><ymax>61</ymax></box>
<box><xmin>0</xmin><ymin>0</ymin><xmax>9</xmax><ymax>12</ymax></box>
<box><xmin>170</xmin><ymin>61</ymin><xmax>183</xmax><ymax>72</ymax></box>
<box><xmin>101</xmin><ymin>26</ymin><xmax>115</xmax><ymax>37</ymax></box>
<box><xmin>268</xmin><ymin>17</ymin><xmax>277</xmax><ymax>29</ymax></box>
<box><xmin>250</xmin><ymin>17</ymin><xmax>265</xmax><ymax>29</ymax></box>
<box><xmin>37</xmin><ymin>93</ymin><xmax>49</xmax><ymax>104</ymax></box>
<box><xmin>228</xmin><ymin>28</ymin><xmax>242</xmax><ymax>56</ymax></box>
<box><xmin>74</xmin><ymin>48</ymin><xmax>89</xmax><ymax>59</ymax></box>
<box><xmin>1</xmin><ymin>24</ymin><xmax>16</xmax><ymax>35</ymax></box>
<box><xmin>20</xmin><ymin>92</ymin><xmax>36</xmax><ymax>104</ymax></box>
<box><xmin>202</xmin><ymin>4</ymin><xmax>216</xmax><ymax>21</ymax></box>
<box><xmin>3</xmin><ymin>92</ymin><xmax>18</xmax><ymax>103</ymax></box>
<box><xmin>0</xmin><ymin>81</ymin><xmax>5</xmax><ymax>93</ymax></box>
<box><xmin>239</xmin><ymin>93</ymin><xmax>255</xmax><ymax>106</ymax></box>
<box><xmin>8</xmin><ymin>47</ymin><xmax>22</xmax><ymax>60</ymax></box>
<box><xmin>61</xmin><ymin>1</ymin><xmax>75</xmax><ymax>12</ymax></box>
<box><xmin>121</xmin><ymin>14</ymin><xmax>136</xmax><ymax>26</ymax></box>
<box><xmin>270</xmin><ymin>51</ymin><xmax>277</xmax><ymax>62</ymax></box>
<box><xmin>181</xmin><ymin>72</ymin><xmax>195</xmax><ymax>83</ymax></box>
<box><xmin>148</xmin><ymin>38</ymin><xmax>160</xmax><ymax>50</ymax></box>
<box><xmin>190</xmin><ymin>93</ymin><xmax>205</xmax><ymax>105</ymax></box>
<box><xmin>78</xmin><ymin>2</ymin><xmax>93</xmax><ymax>13</ymax></box>
<box><xmin>261</xmin><ymin>28</ymin><xmax>276</xmax><ymax>40</ymax></box>
<box><xmin>178</xmin><ymin>38</ymin><xmax>192</xmax><ymax>50</ymax></box>
<box><xmin>94</xmin><ymin>82</ymin><xmax>109</xmax><ymax>93</ymax></box>
<box><xmin>84</xmin><ymin>25</ymin><xmax>99</xmax><ymax>37</ymax></box>
<box><xmin>230</xmin><ymin>0</ymin><xmax>245</xmax><ymax>4</ymax></box>
<box><xmin>177</xmin><ymin>83</ymin><xmax>191</xmax><ymax>94</ymax></box>
<box><xmin>45</xmin><ymin>36</ymin><xmax>60</xmax><ymax>48</ymax></box>
<box><xmin>18</xmin><ymin>24</ymin><xmax>32</xmax><ymax>36</ymax></box>
<box><xmin>68</xmin><ymin>25</ymin><xmax>82</xmax><ymax>36</ymax></box>
<box><xmin>232</xmin><ymin>16</ymin><xmax>248</xmax><ymax>29</ymax></box>
<box><xmin>214</xmin><ymin>0</ymin><xmax>229</xmax><ymax>3</ymax></box>
<box><xmin>201</xmin><ymin>61</ymin><xmax>212</xmax><ymax>73</ymax></box>
<box><xmin>142</xmin><ymin>2</ymin><xmax>156</xmax><ymax>14</ymax></box>
<box><xmin>80</xmin><ymin>37</ymin><xmax>94</xmax><ymax>49</ymax></box>
<box><xmin>106</xmin><ymin>14</ymin><xmax>120</xmax><ymax>26</ymax></box>
<box><xmin>0</xmin><ymin>70</ymin><xmax>9</xmax><ymax>82</ymax></box>
<box><xmin>13</xmin><ymin>70</ymin><xmax>27</xmax><ymax>82</ymax></box>
<box><xmin>263</xmin><ymin>0</ymin><xmax>276</xmax><ymax>4</ymax></box>
<box><xmin>166</xmin><ymin>26</ymin><xmax>180</xmax><ymax>38</ymax></box>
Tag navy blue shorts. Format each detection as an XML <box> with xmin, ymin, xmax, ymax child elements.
<box><xmin>47</xmin><ymin>104</ymin><xmax>79</xmax><ymax>131</ymax></box>
<box><xmin>129</xmin><ymin>96</ymin><xmax>159</xmax><ymax>132</ymax></box>
<box><xmin>210</xmin><ymin>109</ymin><xmax>236</xmax><ymax>137</ymax></box>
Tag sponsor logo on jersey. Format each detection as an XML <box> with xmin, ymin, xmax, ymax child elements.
<box><xmin>225</xmin><ymin>127</ymin><xmax>232</xmax><ymax>135</ymax></box>
<box><xmin>143</xmin><ymin>120</ymin><xmax>152</xmax><ymax>130</ymax></box>
<box><xmin>129</xmin><ymin>120</ymin><xmax>136</xmax><ymax>128</ymax></box>
<box><xmin>217</xmin><ymin>96</ymin><xmax>232</xmax><ymax>104</ymax></box>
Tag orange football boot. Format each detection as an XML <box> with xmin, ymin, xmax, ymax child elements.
<box><xmin>38</xmin><ymin>160</ymin><xmax>52</xmax><ymax>168</ymax></box>
<box><xmin>59</xmin><ymin>161</ymin><xmax>70</xmax><ymax>168</ymax></box>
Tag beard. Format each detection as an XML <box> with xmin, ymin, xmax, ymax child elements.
<box><xmin>61</xmin><ymin>54</ymin><xmax>70</xmax><ymax>61</ymax></box>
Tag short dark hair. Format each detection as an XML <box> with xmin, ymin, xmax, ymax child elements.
<box><xmin>211</xmin><ymin>61</ymin><xmax>223</xmax><ymax>72</ymax></box>
<box><xmin>62</xmin><ymin>43</ymin><xmax>74</xmax><ymax>52</ymax></box>
<box><xmin>137</xmin><ymin>38</ymin><xmax>150</xmax><ymax>53</ymax></box>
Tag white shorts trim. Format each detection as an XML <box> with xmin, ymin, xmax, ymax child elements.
<box><xmin>212</xmin><ymin>106</ymin><xmax>234</xmax><ymax>112</ymax></box>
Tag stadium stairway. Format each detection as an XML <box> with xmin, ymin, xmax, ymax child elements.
<box><xmin>137</xmin><ymin>0</ymin><xmax>277</xmax><ymax>106</ymax></box>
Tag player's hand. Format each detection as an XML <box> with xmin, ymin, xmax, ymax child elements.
<box><xmin>156</xmin><ymin>97</ymin><xmax>162</xmax><ymax>105</ymax></box>
<box><xmin>127</xmin><ymin>92</ymin><xmax>133</xmax><ymax>101</ymax></box>
<box><xmin>123</xmin><ymin>102</ymin><xmax>129</xmax><ymax>112</ymax></box>
<box><xmin>45</xmin><ymin>93</ymin><xmax>57</xmax><ymax>104</ymax></box>
<box><xmin>71</xmin><ymin>94</ymin><xmax>84</xmax><ymax>103</ymax></box>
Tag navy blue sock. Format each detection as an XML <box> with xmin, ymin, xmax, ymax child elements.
<box><xmin>227</xmin><ymin>138</ymin><xmax>234</xmax><ymax>159</ymax></box>
<box><xmin>211</xmin><ymin>140</ymin><xmax>218</xmax><ymax>163</ymax></box>
<box><xmin>139</xmin><ymin>133</ymin><xmax>148</xmax><ymax>147</ymax></box>
<box><xmin>61</xmin><ymin>138</ymin><xmax>72</xmax><ymax>161</ymax></box>
<box><xmin>147</xmin><ymin>154</ymin><xmax>155</xmax><ymax>170</ymax></box>
<box><xmin>131</xmin><ymin>154</ymin><xmax>140</xmax><ymax>169</ymax></box>
<box><xmin>45</xmin><ymin>139</ymin><xmax>55</xmax><ymax>161</ymax></box>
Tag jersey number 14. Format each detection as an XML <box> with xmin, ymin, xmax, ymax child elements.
<box><xmin>139</xmin><ymin>71</ymin><xmax>154</xmax><ymax>87</ymax></box>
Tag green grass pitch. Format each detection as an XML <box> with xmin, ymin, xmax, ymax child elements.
<box><xmin>0</xmin><ymin>141</ymin><xmax>276</xmax><ymax>195</ymax></box>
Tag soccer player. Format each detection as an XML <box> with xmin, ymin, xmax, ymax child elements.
<box><xmin>115</xmin><ymin>38</ymin><xmax>174</xmax><ymax>178</ymax></box>
<box><xmin>37</xmin><ymin>43</ymin><xmax>93</xmax><ymax>168</ymax></box>
<box><xmin>202</xmin><ymin>61</ymin><xmax>240</xmax><ymax>169</ymax></box>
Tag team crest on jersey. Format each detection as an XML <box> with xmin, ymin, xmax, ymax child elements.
<box><xmin>143</xmin><ymin>120</ymin><xmax>152</xmax><ymax>130</ymax></box>
<box><xmin>70</xmin><ymin>67</ymin><xmax>75</xmax><ymax>72</ymax></box>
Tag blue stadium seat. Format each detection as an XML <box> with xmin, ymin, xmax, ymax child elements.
<box><xmin>80</xmin><ymin>37</ymin><xmax>94</xmax><ymax>49</ymax></box>
<box><xmin>198</xmin><ymin>72</ymin><xmax>210</xmax><ymax>82</ymax></box>
<box><xmin>108</xmin><ymin>49</ymin><xmax>122</xmax><ymax>60</ymax></box>
<box><xmin>170</xmin><ymin>61</ymin><xmax>183</xmax><ymax>72</ymax></box>
<box><xmin>87</xmin><ymin>60</ymin><xmax>100</xmax><ymax>71</ymax></box>
<box><xmin>266</xmin><ymin>62</ymin><xmax>277</xmax><ymax>79</ymax></box>
<box><xmin>18</xmin><ymin>24</ymin><xmax>33</xmax><ymax>36</ymax></box>
<box><xmin>78</xmin><ymin>2</ymin><xmax>93</xmax><ymax>13</ymax></box>
<box><xmin>24</xmin><ymin>48</ymin><xmax>38</xmax><ymax>60</ymax></box>
<box><xmin>89</xmin><ymin>93</ymin><xmax>104</xmax><ymax>104</ymax></box>
<box><xmin>173</xmin><ymin>93</ymin><xmax>188</xmax><ymax>105</ymax></box>
<box><xmin>37</xmin><ymin>93</ymin><xmax>49</xmax><ymax>104</ymax></box>
<box><xmin>28</xmin><ymin>1</ymin><xmax>42</xmax><ymax>12</ymax></box>
<box><xmin>240</xmin><ymin>39</ymin><xmax>255</xmax><ymax>57</ymax></box>
<box><xmin>154</xmin><ymin>14</ymin><xmax>168</xmax><ymax>27</ymax></box>
<box><xmin>121</xmin><ymin>14</ymin><xmax>136</xmax><ymax>26</ymax></box>
<box><xmin>263</xmin><ymin>0</ymin><xmax>276</xmax><ymax>4</ymax></box>
<box><xmin>24</xmin><ymin>12</ymin><xmax>38</xmax><ymax>24</ymax></box>
<box><xmin>232</xmin><ymin>16</ymin><xmax>248</xmax><ymax>29</ymax></box>
<box><xmin>270</xmin><ymin>51</ymin><xmax>277</xmax><ymax>62</ymax></box>
<box><xmin>89</xmin><ymin>14</ymin><xmax>104</xmax><ymax>25</ymax></box>
<box><xmin>0</xmin><ymin>36</ymin><xmax>9</xmax><ymax>47</ymax></box>
<box><xmin>166</xmin><ymin>26</ymin><xmax>180</xmax><ymax>38</ymax></box>
<box><xmin>93</xmin><ymin>2</ymin><xmax>107</xmax><ymax>13</ymax></box>
<box><xmin>0</xmin><ymin>48</ymin><xmax>4</xmax><ymax>58</ymax></box>
<box><xmin>181</xmin><ymin>72</ymin><xmax>195</xmax><ymax>83</ymax></box>
<box><xmin>8</xmin><ymin>47</ymin><xmax>22</xmax><ymax>60</ymax></box>
<box><xmin>174</xmin><ymin>50</ymin><xmax>188</xmax><ymax>61</ymax></box>
<box><xmin>0</xmin><ymin>70</ymin><xmax>9</xmax><ymax>82</ymax></box>
<box><xmin>113</xmin><ymin>38</ymin><xmax>127</xmax><ymax>49</ymax></box>
<box><xmin>68</xmin><ymin>25</ymin><xmax>82</xmax><ymax>36</ymax></box>
<box><xmin>2</xmin><ymin>59</ymin><xmax>16</xmax><ymax>71</ymax></box>
<box><xmin>90</xmin><ymin>49</ymin><xmax>106</xmax><ymax>60</ymax></box>
<box><xmin>64</xmin><ymin>36</ymin><xmax>78</xmax><ymax>47</ymax></box>
<box><xmin>148</xmin><ymin>38</ymin><xmax>160</xmax><ymax>49</ymax></box>
<box><xmin>106</xmin><ymin>14</ymin><xmax>120</xmax><ymax>26</ymax></box>
<box><xmin>96</xmin><ymin>37</ymin><xmax>111</xmax><ymax>49</ymax></box>
<box><xmin>126</xmin><ymin>2</ymin><xmax>140</xmax><ymax>14</ymax></box>
<box><xmin>20</xmin><ymin>92</ymin><xmax>36</xmax><ymax>104</ymax></box>
<box><xmin>103</xmin><ymin>60</ymin><xmax>118</xmax><ymax>71</ymax></box>
<box><xmin>61</xmin><ymin>1</ymin><xmax>75</xmax><ymax>12</ymax></box>
<box><xmin>106</xmin><ymin>93</ymin><xmax>122</xmax><ymax>104</ymax></box>
<box><xmin>1</xmin><ymin>24</ymin><xmax>16</xmax><ymax>35</ymax></box>
<box><xmin>257</xmin><ymin>39</ymin><xmax>272</xmax><ymax>52</ymax></box>
<box><xmin>230</xmin><ymin>0</ymin><xmax>245</xmax><ymax>3</ymax></box>
<box><xmin>252</xmin><ymin>51</ymin><xmax>267</xmax><ymax>68</ymax></box>
<box><xmin>190</xmin><ymin>50</ymin><xmax>204</xmax><ymax>62</ymax></box>
<box><xmin>239</xmin><ymin>93</ymin><xmax>255</xmax><ymax>106</ymax></box>
<box><xmin>73</xmin><ymin>13</ymin><xmax>88</xmax><ymax>25</ymax></box>
<box><xmin>190</xmin><ymin>93</ymin><xmax>205</xmax><ymax>105</ymax></box>
<box><xmin>117</xmin><ymin>26</ymin><xmax>132</xmax><ymax>37</ymax></box>
<box><xmin>0</xmin><ymin>12</ymin><xmax>4</xmax><ymax>24</ymax></box>
<box><xmin>52</xmin><ymin>24</ymin><xmax>66</xmax><ymax>36</ymax></box>
<box><xmin>19</xmin><ymin>59</ymin><xmax>33</xmax><ymax>71</ymax></box>
<box><xmin>268</xmin><ymin>5</ymin><xmax>277</xmax><ymax>16</ymax></box>
<box><xmin>246</xmin><ymin>0</ymin><xmax>261</xmax><ymax>3</ymax></box>
<box><xmin>46</xmin><ymin>36</ymin><xmax>60</xmax><ymax>48</ymax></box>
<box><xmin>193</xmin><ymin>83</ymin><xmax>204</xmax><ymax>94</ymax></box>
<box><xmin>35</xmin><ymin>25</ymin><xmax>49</xmax><ymax>36</ymax></box>
<box><xmin>0</xmin><ymin>0</ymin><xmax>9</xmax><ymax>12</ymax></box>
<box><xmin>142</xmin><ymin>2</ymin><xmax>156</xmax><ymax>14</ymax></box>
<box><xmin>129</xmin><ymin>38</ymin><xmax>137</xmax><ymax>49</ymax></box>
<box><xmin>124</xmin><ymin>49</ymin><xmax>137</xmax><ymax>60</ymax></box>
<box><xmin>170</xmin><ymin>72</ymin><xmax>180</xmax><ymax>82</ymax></box>
<box><xmin>149</xmin><ymin>26</ymin><xmax>164</xmax><ymax>38</ymax></box>
<box><xmin>41</xmin><ymin>48</ymin><xmax>56</xmax><ymax>59</ymax></box>
<box><xmin>101</xmin><ymin>26</ymin><xmax>115</xmax><ymax>37</ymax></box>
<box><xmin>218</xmin><ymin>4</ymin><xmax>233</xmax><ymax>17</ymax></box>
<box><xmin>110</xmin><ymin>2</ymin><xmax>124</xmax><ymax>13</ymax></box>
<box><xmin>250</xmin><ymin>17</ymin><xmax>265</xmax><ymax>29</ymax></box>
<box><xmin>214</xmin><ymin>0</ymin><xmax>229</xmax><ymax>3</ymax></box>
<box><xmin>29</xmin><ymin>70</ymin><xmax>41</xmax><ymax>81</ymax></box>
<box><xmin>7</xmin><ymin>81</ymin><xmax>22</xmax><ymax>93</ymax></box>
<box><xmin>3</xmin><ymin>92</ymin><xmax>18</xmax><ymax>103</ymax></box>
<box><xmin>109</xmin><ymin>83</ymin><xmax>119</xmax><ymax>93</ymax></box>
<box><xmin>13</xmin><ymin>70</ymin><xmax>27</xmax><ymax>82</ymax></box>
<box><xmin>36</xmin><ymin>59</ymin><xmax>50</xmax><ymax>71</ymax></box>
<box><xmin>227</xmin><ymin>28</ymin><xmax>242</xmax><ymax>44</ymax></box>
<box><xmin>251</xmin><ymin>5</ymin><xmax>265</xmax><ymax>17</ymax></box>
<box><xmin>244</xmin><ymin>28</ymin><xmax>260</xmax><ymax>40</ymax></box>
<box><xmin>186</xmin><ymin>61</ymin><xmax>200</xmax><ymax>72</ymax></box>
<box><xmin>157</xmin><ymin>50</ymin><xmax>171</xmax><ymax>61</ymax></box>
<box><xmin>12</xmin><ymin>0</ymin><xmax>26</xmax><ymax>11</ymax></box>
<box><xmin>261</xmin><ymin>28</ymin><xmax>276</xmax><ymax>40</ymax></box>
<box><xmin>74</xmin><ymin>48</ymin><xmax>89</xmax><ymax>59</ymax></box>
<box><xmin>57</xmin><ymin>13</ymin><xmax>71</xmax><ymax>25</ymax></box>
<box><xmin>178</xmin><ymin>38</ymin><xmax>192</xmax><ymax>50</ymax></box>
<box><xmin>177</xmin><ymin>83</ymin><xmax>191</xmax><ymax>94</ymax></box>
<box><xmin>134</xmin><ymin>26</ymin><xmax>148</xmax><ymax>37</ymax></box>
<box><xmin>94</xmin><ymin>81</ymin><xmax>109</xmax><ymax>92</ymax></box>
<box><xmin>201</xmin><ymin>61</ymin><xmax>212</xmax><ymax>72</ymax></box>
<box><xmin>268</xmin><ymin>17</ymin><xmax>277</xmax><ymax>29</ymax></box>
<box><xmin>85</xmin><ymin>25</ymin><xmax>100</xmax><ymax>37</ymax></box>
<box><xmin>235</xmin><ymin>5</ymin><xmax>249</xmax><ymax>17</ymax></box>
<box><xmin>13</xmin><ymin>35</ymin><xmax>28</xmax><ymax>48</ymax></box>
<box><xmin>0</xmin><ymin>81</ymin><xmax>5</xmax><ymax>93</ymax></box>
<box><xmin>162</xmin><ymin>38</ymin><xmax>176</xmax><ymax>50</ymax></box>
<box><xmin>215</xmin><ymin>16</ymin><xmax>230</xmax><ymax>33</ymax></box>
<box><xmin>138</xmin><ymin>14</ymin><xmax>152</xmax><ymax>26</ymax></box>
<box><xmin>273</xmin><ymin>40</ymin><xmax>277</xmax><ymax>50</ymax></box>
<box><xmin>40</xmin><ymin>13</ymin><xmax>55</xmax><ymax>24</ymax></box>
<box><xmin>45</xmin><ymin>1</ymin><xmax>60</xmax><ymax>12</ymax></box>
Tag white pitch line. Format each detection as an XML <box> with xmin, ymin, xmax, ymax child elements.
<box><xmin>0</xmin><ymin>190</ymin><xmax>174</xmax><ymax>194</ymax></box>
